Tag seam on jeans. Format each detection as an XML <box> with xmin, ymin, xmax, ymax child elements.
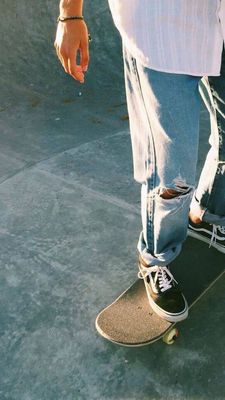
<box><xmin>132</xmin><ymin>57</ymin><xmax>156</xmax><ymax>253</ymax></box>
<box><xmin>199</xmin><ymin>74</ymin><xmax>225</xmax><ymax>209</ymax></box>
<box><xmin>204</xmin><ymin>80</ymin><xmax>225</xmax><ymax>209</ymax></box>
<box><xmin>204</xmin><ymin>76</ymin><xmax>225</xmax><ymax>162</ymax></box>
<box><xmin>215</xmin><ymin>109</ymin><xmax>225</xmax><ymax>162</ymax></box>
<box><xmin>206</xmin><ymin>163</ymin><xmax>224</xmax><ymax>212</ymax></box>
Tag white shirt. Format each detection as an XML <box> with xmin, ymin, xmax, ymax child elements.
<box><xmin>108</xmin><ymin>0</ymin><xmax>225</xmax><ymax>76</ymax></box>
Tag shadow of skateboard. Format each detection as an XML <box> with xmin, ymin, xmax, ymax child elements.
<box><xmin>95</xmin><ymin>237</ymin><xmax>225</xmax><ymax>346</ymax></box>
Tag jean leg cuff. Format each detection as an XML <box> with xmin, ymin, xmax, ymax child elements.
<box><xmin>202</xmin><ymin>211</ymin><xmax>225</xmax><ymax>226</ymax></box>
<box><xmin>190</xmin><ymin>192</ymin><xmax>225</xmax><ymax>225</ymax></box>
<box><xmin>137</xmin><ymin>231</ymin><xmax>182</xmax><ymax>267</ymax></box>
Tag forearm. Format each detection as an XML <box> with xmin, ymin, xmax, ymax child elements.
<box><xmin>59</xmin><ymin>0</ymin><xmax>83</xmax><ymax>16</ymax></box>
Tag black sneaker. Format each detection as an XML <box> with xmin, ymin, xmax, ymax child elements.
<box><xmin>188</xmin><ymin>220</ymin><xmax>225</xmax><ymax>254</ymax></box>
<box><xmin>138</xmin><ymin>257</ymin><xmax>188</xmax><ymax>322</ymax></box>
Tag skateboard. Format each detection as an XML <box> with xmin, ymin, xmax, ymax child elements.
<box><xmin>95</xmin><ymin>237</ymin><xmax>225</xmax><ymax>346</ymax></box>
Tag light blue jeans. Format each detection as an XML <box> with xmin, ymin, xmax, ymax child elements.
<box><xmin>123</xmin><ymin>45</ymin><xmax>225</xmax><ymax>266</ymax></box>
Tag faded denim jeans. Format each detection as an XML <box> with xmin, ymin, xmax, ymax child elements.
<box><xmin>123</xmin><ymin>44</ymin><xmax>225</xmax><ymax>266</ymax></box>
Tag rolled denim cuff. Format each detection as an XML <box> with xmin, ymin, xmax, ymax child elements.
<box><xmin>137</xmin><ymin>231</ymin><xmax>182</xmax><ymax>267</ymax></box>
<box><xmin>190</xmin><ymin>192</ymin><xmax>225</xmax><ymax>226</ymax></box>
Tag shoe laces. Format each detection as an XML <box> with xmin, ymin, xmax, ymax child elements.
<box><xmin>138</xmin><ymin>265</ymin><xmax>177</xmax><ymax>293</ymax></box>
<box><xmin>218</xmin><ymin>225</ymin><xmax>225</xmax><ymax>234</ymax></box>
<box><xmin>210</xmin><ymin>225</ymin><xmax>225</xmax><ymax>247</ymax></box>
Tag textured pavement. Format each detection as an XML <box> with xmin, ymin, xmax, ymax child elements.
<box><xmin>0</xmin><ymin>1</ymin><xmax>225</xmax><ymax>399</ymax></box>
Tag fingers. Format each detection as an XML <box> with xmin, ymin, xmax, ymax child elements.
<box><xmin>54</xmin><ymin>41</ymin><xmax>89</xmax><ymax>83</ymax></box>
<box><xmin>68</xmin><ymin>52</ymin><xmax>85</xmax><ymax>83</ymax></box>
<box><xmin>80</xmin><ymin>40</ymin><xmax>90</xmax><ymax>72</ymax></box>
<box><xmin>54</xmin><ymin>43</ymin><xmax>69</xmax><ymax>73</ymax></box>
<box><xmin>55</xmin><ymin>43</ymin><xmax>81</xmax><ymax>80</ymax></box>
<box><xmin>59</xmin><ymin>47</ymin><xmax>87</xmax><ymax>82</ymax></box>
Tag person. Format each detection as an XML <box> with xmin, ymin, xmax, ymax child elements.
<box><xmin>54</xmin><ymin>0</ymin><xmax>225</xmax><ymax>323</ymax></box>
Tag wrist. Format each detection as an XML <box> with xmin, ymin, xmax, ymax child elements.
<box><xmin>58</xmin><ymin>15</ymin><xmax>84</xmax><ymax>21</ymax></box>
<box><xmin>59</xmin><ymin>0</ymin><xmax>83</xmax><ymax>16</ymax></box>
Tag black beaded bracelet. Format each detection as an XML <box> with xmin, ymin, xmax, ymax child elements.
<box><xmin>57</xmin><ymin>15</ymin><xmax>92</xmax><ymax>42</ymax></box>
<box><xmin>57</xmin><ymin>16</ymin><xmax>84</xmax><ymax>22</ymax></box>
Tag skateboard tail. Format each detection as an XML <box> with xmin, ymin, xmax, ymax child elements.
<box><xmin>95</xmin><ymin>313</ymin><xmax>174</xmax><ymax>347</ymax></box>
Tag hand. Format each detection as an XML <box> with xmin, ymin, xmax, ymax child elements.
<box><xmin>54</xmin><ymin>20</ymin><xmax>89</xmax><ymax>83</ymax></box>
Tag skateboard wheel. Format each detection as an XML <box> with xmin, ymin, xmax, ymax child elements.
<box><xmin>163</xmin><ymin>328</ymin><xmax>179</xmax><ymax>345</ymax></box>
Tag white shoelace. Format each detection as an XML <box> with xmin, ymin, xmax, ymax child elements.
<box><xmin>210</xmin><ymin>225</ymin><xmax>225</xmax><ymax>247</ymax></box>
<box><xmin>138</xmin><ymin>265</ymin><xmax>177</xmax><ymax>293</ymax></box>
<box><xmin>218</xmin><ymin>225</ymin><xmax>225</xmax><ymax>234</ymax></box>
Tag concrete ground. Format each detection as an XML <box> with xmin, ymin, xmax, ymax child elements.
<box><xmin>0</xmin><ymin>1</ymin><xmax>225</xmax><ymax>399</ymax></box>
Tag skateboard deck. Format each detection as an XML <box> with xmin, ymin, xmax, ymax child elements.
<box><xmin>95</xmin><ymin>237</ymin><xmax>225</xmax><ymax>346</ymax></box>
